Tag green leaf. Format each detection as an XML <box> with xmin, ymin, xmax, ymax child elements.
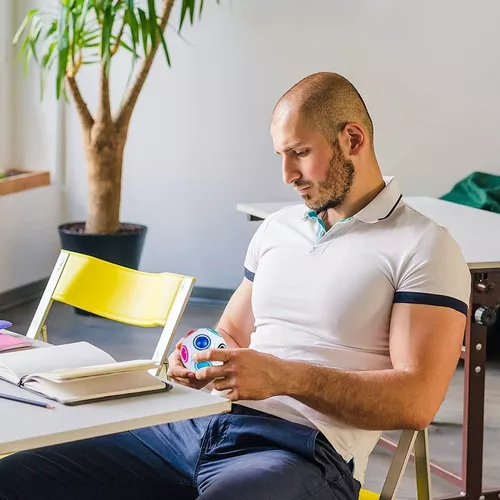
<box><xmin>30</xmin><ymin>20</ymin><xmax>43</xmax><ymax>63</ymax></box>
<box><xmin>40</xmin><ymin>41</ymin><xmax>57</xmax><ymax>99</ymax></box>
<box><xmin>23</xmin><ymin>43</ymin><xmax>32</xmax><ymax>78</ymax></box>
<box><xmin>113</xmin><ymin>37</ymin><xmax>139</xmax><ymax>56</ymax></box>
<box><xmin>179</xmin><ymin>0</ymin><xmax>190</xmax><ymax>31</ymax></box>
<box><xmin>16</xmin><ymin>32</ymin><xmax>30</xmax><ymax>65</ymax></box>
<box><xmin>137</xmin><ymin>8</ymin><xmax>149</xmax><ymax>57</ymax></box>
<box><xmin>124</xmin><ymin>5</ymin><xmax>138</xmax><ymax>60</ymax></box>
<box><xmin>157</xmin><ymin>24</ymin><xmax>171</xmax><ymax>66</ymax></box>
<box><xmin>147</xmin><ymin>0</ymin><xmax>157</xmax><ymax>46</ymax></box>
<box><xmin>45</xmin><ymin>20</ymin><xmax>58</xmax><ymax>40</ymax></box>
<box><xmin>101</xmin><ymin>3</ymin><xmax>114</xmax><ymax>72</ymax></box>
<box><xmin>29</xmin><ymin>40</ymin><xmax>39</xmax><ymax>64</ymax></box>
<box><xmin>199</xmin><ymin>0</ymin><xmax>204</xmax><ymax>19</ymax></box>
<box><xmin>56</xmin><ymin>4</ymin><xmax>70</xmax><ymax>98</ymax></box>
<box><xmin>76</xmin><ymin>0</ymin><xmax>91</xmax><ymax>45</ymax></box>
<box><xmin>42</xmin><ymin>40</ymin><xmax>58</xmax><ymax>67</ymax></box>
<box><xmin>189</xmin><ymin>0</ymin><xmax>195</xmax><ymax>24</ymax></box>
<box><xmin>82</xmin><ymin>32</ymin><xmax>101</xmax><ymax>44</ymax></box>
<box><xmin>12</xmin><ymin>8</ymin><xmax>37</xmax><ymax>45</ymax></box>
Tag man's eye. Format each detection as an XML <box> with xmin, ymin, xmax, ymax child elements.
<box><xmin>295</xmin><ymin>150</ymin><xmax>309</xmax><ymax>157</ymax></box>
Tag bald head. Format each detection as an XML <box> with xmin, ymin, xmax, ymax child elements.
<box><xmin>273</xmin><ymin>72</ymin><xmax>374</xmax><ymax>147</ymax></box>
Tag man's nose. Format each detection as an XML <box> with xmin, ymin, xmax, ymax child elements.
<box><xmin>282</xmin><ymin>156</ymin><xmax>300</xmax><ymax>185</ymax></box>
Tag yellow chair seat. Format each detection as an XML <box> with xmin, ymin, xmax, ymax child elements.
<box><xmin>359</xmin><ymin>489</ymin><xmax>380</xmax><ymax>500</ymax></box>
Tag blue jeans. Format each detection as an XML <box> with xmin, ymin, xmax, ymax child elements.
<box><xmin>0</xmin><ymin>404</ymin><xmax>360</xmax><ymax>500</ymax></box>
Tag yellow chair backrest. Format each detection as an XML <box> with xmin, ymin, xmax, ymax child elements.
<box><xmin>52</xmin><ymin>251</ymin><xmax>186</xmax><ymax>327</ymax></box>
<box><xmin>26</xmin><ymin>250</ymin><xmax>196</xmax><ymax>373</ymax></box>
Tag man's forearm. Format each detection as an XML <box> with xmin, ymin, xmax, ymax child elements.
<box><xmin>281</xmin><ymin>361</ymin><xmax>435</xmax><ymax>431</ymax></box>
<box><xmin>215</xmin><ymin>326</ymin><xmax>242</xmax><ymax>348</ymax></box>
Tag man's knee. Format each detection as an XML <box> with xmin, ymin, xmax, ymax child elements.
<box><xmin>197</xmin><ymin>451</ymin><xmax>341</xmax><ymax>500</ymax></box>
<box><xmin>199</xmin><ymin>478</ymin><xmax>334</xmax><ymax>500</ymax></box>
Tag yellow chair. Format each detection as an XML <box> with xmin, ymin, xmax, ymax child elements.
<box><xmin>359</xmin><ymin>428</ymin><xmax>431</xmax><ymax>500</ymax></box>
<box><xmin>26</xmin><ymin>250</ymin><xmax>196</xmax><ymax>378</ymax></box>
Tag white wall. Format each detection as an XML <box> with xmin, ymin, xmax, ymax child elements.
<box><xmin>59</xmin><ymin>1</ymin><xmax>500</xmax><ymax>289</ymax></box>
<box><xmin>0</xmin><ymin>1</ymin><xmax>14</xmax><ymax>171</ymax></box>
<box><xmin>0</xmin><ymin>0</ymin><xmax>62</xmax><ymax>294</ymax></box>
<box><xmin>13</xmin><ymin>0</ymin><xmax>61</xmax><ymax>176</ymax></box>
<box><xmin>0</xmin><ymin>186</ymin><xmax>60</xmax><ymax>294</ymax></box>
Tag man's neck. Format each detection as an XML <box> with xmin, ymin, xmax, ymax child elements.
<box><xmin>322</xmin><ymin>173</ymin><xmax>385</xmax><ymax>230</ymax></box>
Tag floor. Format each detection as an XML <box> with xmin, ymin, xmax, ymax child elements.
<box><xmin>4</xmin><ymin>298</ymin><xmax>500</xmax><ymax>499</ymax></box>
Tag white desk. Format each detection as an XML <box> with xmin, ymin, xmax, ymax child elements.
<box><xmin>0</xmin><ymin>335</ymin><xmax>231</xmax><ymax>455</ymax></box>
<box><xmin>237</xmin><ymin>196</ymin><xmax>500</xmax><ymax>500</ymax></box>
<box><xmin>237</xmin><ymin>196</ymin><xmax>500</xmax><ymax>270</ymax></box>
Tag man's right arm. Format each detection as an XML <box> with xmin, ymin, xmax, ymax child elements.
<box><xmin>214</xmin><ymin>277</ymin><xmax>254</xmax><ymax>348</ymax></box>
<box><xmin>166</xmin><ymin>277</ymin><xmax>254</xmax><ymax>387</ymax></box>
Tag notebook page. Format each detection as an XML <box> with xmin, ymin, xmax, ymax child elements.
<box><xmin>24</xmin><ymin>370</ymin><xmax>166</xmax><ymax>404</ymax></box>
<box><xmin>29</xmin><ymin>359</ymin><xmax>158</xmax><ymax>382</ymax></box>
<box><xmin>0</xmin><ymin>342</ymin><xmax>116</xmax><ymax>381</ymax></box>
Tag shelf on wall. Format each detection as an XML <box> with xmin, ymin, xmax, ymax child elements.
<box><xmin>0</xmin><ymin>169</ymin><xmax>50</xmax><ymax>195</ymax></box>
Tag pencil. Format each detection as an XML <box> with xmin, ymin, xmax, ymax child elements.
<box><xmin>0</xmin><ymin>392</ymin><xmax>54</xmax><ymax>409</ymax></box>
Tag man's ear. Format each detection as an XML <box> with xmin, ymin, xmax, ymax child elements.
<box><xmin>342</xmin><ymin>123</ymin><xmax>365</xmax><ymax>155</ymax></box>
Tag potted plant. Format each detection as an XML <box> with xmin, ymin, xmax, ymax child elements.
<box><xmin>14</xmin><ymin>0</ymin><xmax>213</xmax><ymax>269</ymax></box>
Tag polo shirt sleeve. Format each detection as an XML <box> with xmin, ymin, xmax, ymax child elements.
<box><xmin>394</xmin><ymin>225</ymin><xmax>471</xmax><ymax>316</ymax></box>
<box><xmin>243</xmin><ymin>215</ymin><xmax>274</xmax><ymax>282</ymax></box>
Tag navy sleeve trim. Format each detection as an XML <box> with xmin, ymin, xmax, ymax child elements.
<box><xmin>244</xmin><ymin>267</ymin><xmax>255</xmax><ymax>282</ymax></box>
<box><xmin>394</xmin><ymin>291</ymin><xmax>468</xmax><ymax>315</ymax></box>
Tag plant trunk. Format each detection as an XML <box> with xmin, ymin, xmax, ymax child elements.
<box><xmin>82</xmin><ymin>121</ymin><xmax>127</xmax><ymax>234</ymax></box>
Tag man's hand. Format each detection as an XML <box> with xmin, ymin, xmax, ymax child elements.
<box><xmin>194</xmin><ymin>348</ymin><xmax>284</xmax><ymax>401</ymax></box>
<box><xmin>166</xmin><ymin>338</ymin><xmax>212</xmax><ymax>390</ymax></box>
<box><xmin>166</xmin><ymin>276</ymin><xmax>255</xmax><ymax>391</ymax></box>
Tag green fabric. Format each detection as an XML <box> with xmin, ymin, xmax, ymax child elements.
<box><xmin>440</xmin><ymin>171</ymin><xmax>500</xmax><ymax>213</ymax></box>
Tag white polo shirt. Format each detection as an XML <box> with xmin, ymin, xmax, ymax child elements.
<box><xmin>238</xmin><ymin>176</ymin><xmax>471</xmax><ymax>484</ymax></box>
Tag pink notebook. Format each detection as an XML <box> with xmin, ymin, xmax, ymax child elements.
<box><xmin>0</xmin><ymin>320</ymin><xmax>32</xmax><ymax>352</ymax></box>
<box><xmin>0</xmin><ymin>334</ymin><xmax>32</xmax><ymax>352</ymax></box>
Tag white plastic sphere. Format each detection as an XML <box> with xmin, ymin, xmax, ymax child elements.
<box><xmin>180</xmin><ymin>328</ymin><xmax>227</xmax><ymax>371</ymax></box>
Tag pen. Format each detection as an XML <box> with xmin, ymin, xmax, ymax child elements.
<box><xmin>0</xmin><ymin>392</ymin><xmax>55</xmax><ymax>409</ymax></box>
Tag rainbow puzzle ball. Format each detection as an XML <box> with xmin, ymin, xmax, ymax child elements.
<box><xmin>180</xmin><ymin>328</ymin><xmax>227</xmax><ymax>372</ymax></box>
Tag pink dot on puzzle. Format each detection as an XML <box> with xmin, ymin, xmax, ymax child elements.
<box><xmin>181</xmin><ymin>345</ymin><xmax>189</xmax><ymax>363</ymax></box>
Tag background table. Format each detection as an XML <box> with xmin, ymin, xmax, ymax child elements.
<box><xmin>237</xmin><ymin>196</ymin><xmax>500</xmax><ymax>500</ymax></box>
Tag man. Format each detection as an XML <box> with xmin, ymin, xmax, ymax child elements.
<box><xmin>0</xmin><ymin>72</ymin><xmax>470</xmax><ymax>500</ymax></box>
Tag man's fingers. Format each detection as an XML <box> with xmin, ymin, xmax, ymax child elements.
<box><xmin>212</xmin><ymin>377</ymin><xmax>233</xmax><ymax>392</ymax></box>
<box><xmin>211</xmin><ymin>379</ymin><xmax>238</xmax><ymax>401</ymax></box>
<box><xmin>195</xmin><ymin>364</ymin><xmax>230</xmax><ymax>381</ymax></box>
<box><xmin>169</xmin><ymin>376</ymin><xmax>191</xmax><ymax>386</ymax></box>
<box><xmin>167</xmin><ymin>362</ymin><xmax>194</xmax><ymax>379</ymax></box>
<box><xmin>194</xmin><ymin>348</ymin><xmax>233</xmax><ymax>363</ymax></box>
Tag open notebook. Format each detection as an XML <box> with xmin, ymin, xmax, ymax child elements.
<box><xmin>0</xmin><ymin>342</ymin><xmax>171</xmax><ymax>405</ymax></box>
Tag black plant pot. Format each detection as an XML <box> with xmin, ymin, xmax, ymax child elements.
<box><xmin>58</xmin><ymin>222</ymin><xmax>147</xmax><ymax>315</ymax></box>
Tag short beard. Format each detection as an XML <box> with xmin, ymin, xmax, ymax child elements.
<box><xmin>309</xmin><ymin>143</ymin><xmax>355</xmax><ymax>213</ymax></box>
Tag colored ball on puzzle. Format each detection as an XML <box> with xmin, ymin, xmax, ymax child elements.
<box><xmin>180</xmin><ymin>328</ymin><xmax>227</xmax><ymax>371</ymax></box>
